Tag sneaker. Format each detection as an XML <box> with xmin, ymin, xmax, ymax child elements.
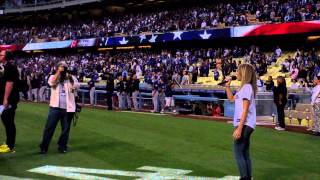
<box><xmin>0</xmin><ymin>145</ymin><xmax>15</xmax><ymax>153</ymax></box>
<box><xmin>172</xmin><ymin>109</ymin><xmax>177</xmax><ymax>113</ymax></box>
<box><xmin>0</xmin><ymin>143</ymin><xmax>8</xmax><ymax>149</ymax></box>
<box><xmin>160</xmin><ymin>110</ymin><xmax>164</xmax><ymax>114</ymax></box>
<box><xmin>150</xmin><ymin>110</ymin><xmax>155</xmax><ymax>113</ymax></box>
<box><xmin>275</xmin><ymin>126</ymin><xmax>285</xmax><ymax>131</ymax></box>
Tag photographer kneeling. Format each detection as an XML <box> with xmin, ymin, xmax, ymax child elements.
<box><xmin>39</xmin><ymin>62</ymin><xmax>79</xmax><ymax>154</ymax></box>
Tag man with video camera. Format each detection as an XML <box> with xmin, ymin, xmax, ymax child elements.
<box><xmin>39</xmin><ymin>61</ymin><xmax>80</xmax><ymax>154</ymax></box>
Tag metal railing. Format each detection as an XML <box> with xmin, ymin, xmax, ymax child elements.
<box><xmin>42</xmin><ymin>88</ymin><xmax>300</xmax><ymax>116</ymax></box>
<box><xmin>33</xmin><ymin>87</ymin><xmax>315</xmax><ymax>127</ymax></box>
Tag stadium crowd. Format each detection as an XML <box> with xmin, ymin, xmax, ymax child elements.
<box><xmin>1</xmin><ymin>0</ymin><xmax>320</xmax><ymax>45</ymax></box>
<box><xmin>14</xmin><ymin>45</ymin><xmax>319</xmax><ymax>114</ymax></box>
<box><xmin>17</xmin><ymin>46</ymin><xmax>269</xmax><ymax>86</ymax></box>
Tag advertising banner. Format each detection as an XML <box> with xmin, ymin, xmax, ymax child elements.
<box><xmin>22</xmin><ymin>40</ymin><xmax>73</xmax><ymax>51</ymax></box>
<box><xmin>77</xmin><ymin>38</ymin><xmax>96</xmax><ymax>47</ymax></box>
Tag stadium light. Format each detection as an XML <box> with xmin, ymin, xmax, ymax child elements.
<box><xmin>116</xmin><ymin>46</ymin><xmax>135</xmax><ymax>50</ymax></box>
<box><xmin>138</xmin><ymin>45</ymin><xmax>151</xmax><ymax>49</ymax></box>
<box><xmin>98</xmin><ymin>47</ymin><xmax>113</xmax><ymax>51</ymax></box>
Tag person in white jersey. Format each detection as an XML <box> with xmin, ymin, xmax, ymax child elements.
<box><xmin>225</xmin><ymin>63</ymin><xmax>257</xmax><ymax>180</ymax></box>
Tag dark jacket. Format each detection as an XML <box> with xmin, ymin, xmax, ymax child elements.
<box><xmin>273</xmin><ymin>84</ymin><xmax>287</xmax><ymax>106</ymax></box>
<box><xmin>0</xmin><ymin>62</ymin><xmax>20</xmax><ymax>105</ymax></box>
<box><xmin>106</xmin><ymin>78</ymin><xmax>114</xmax><ymax>92</ymax></box>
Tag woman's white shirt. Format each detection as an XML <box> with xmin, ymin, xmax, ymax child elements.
<box><xmin>234</xmin><ymin>84</ymin><xmax>256</xmax><ymax>129</ymax></box>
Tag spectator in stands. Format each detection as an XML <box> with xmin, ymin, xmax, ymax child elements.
<box><xmin>265</xmin><ymin>76</ymin><xmax>274</xmax><ymax>91</ymax></box>
<box><xmin>290</xmin><ymin>64</ymin><xmax>299</xmax><ymax>81</ymax></box>
<box><xmin>191</xmin><ymin>64</ymin><xmax>198</xmax><ymax>84</ymax></box>
<box><xmin>212</xmin><ymin>103</ymin><xmax>222</xmax><ymax>117</ymax></box>
<box><xmin>194</xmin><ymin>103</ymin><xmax>202</xmax><ymax>115</ymax></box>
<box><xmin>213</xmin><ymin>68</ymin><xmax>220</xmax><ymax>81</ymax></box>
<box><xmin>281</xmin><ymin>59</ymin><xmax>290</xmax><ymax>73</ymax></box>
<box><xmin>256</xmin><ymin>75</ymin><xmax>264</xmax><ymax>91</ymax></box>
<box><xmin>290</xmin><ymin>79</ymin><xmax>299</xmax><ymax>90</ymax></box>
<box><xmin>181</xmin><ymin>70</ymin><xmax>190</xmax><ymax>85</ymax></box>
<box><xmin>1</xmin><ymin>0</ymin><xmax>320</xmax><ymax>45</ymax></box>
<box><xmin>298</xmin><ymin>79</ymin><xmax>310</xmax><ymax>92</ymax></box>
<box><xmin>274</xmin><ymin>76</ymin><xmax>287</xmax><ymax>131</ymax></box>
<box><xmin>311</xmin><ymin>76</ymin><xmax>320</xmax><ymax>136</ymax></box>
<box><xmin>275</xmin><ymin>46</ymin><xmax>282</xmax><ymax>57</ymax></box>
<box><xmin>313</xmin><ymin>63</ymin><xmax>320</xmax><ymax>80</ymax></box>
<box><xmin>172</xmin><ymin>71</ymin><xmax>181</xmax><ymax>85</ymax></box>
<box><xmin>206</xmin><ymin>103</ymin><xmax>213</xmax><ymax>116</ymax></box>
<box><xmin>225</xmin><ymin>63</ymin><xmax>257</xmax><ymax>180</ymax></box>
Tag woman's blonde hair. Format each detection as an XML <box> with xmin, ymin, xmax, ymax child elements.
<box><xmin>238</xmin><ymin>63</ymin><xmax>257</xmax><ymax>97</ymax></box>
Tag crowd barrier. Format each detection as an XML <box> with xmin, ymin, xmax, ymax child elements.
<box><xmin>42</xmin><ymin>86</ymin><xmax>311</xmax><ymax>118</ymax></box>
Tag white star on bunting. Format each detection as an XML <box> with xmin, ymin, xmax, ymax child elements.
<box><xmin>199</xmin><ymin>30</ymin><xmax>212</xmax><ymax>40</ymax></box>
<box><xmin>149</xmin><ymin>34</ymin><xmax>158</xmax><ymax>43</ymax></box>
<box><xmin>119</xmin><ymin>37</ymin><xmax>129</xmax><ymax>45</ymax></box>
<box><xmin>172</xmin><ymin>31</ymin><xmax>184</xmax><ymax>40</ymax></box>
<box><xmin>139</xmin><ymin>34</ymin><xmax>147</xmax><ymax>43</ymax></box>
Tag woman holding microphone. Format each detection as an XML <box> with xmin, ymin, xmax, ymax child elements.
<box><xmin>225</xmin><ymin>64</ymin><xmax>257</xmax><ymax>180</ymax></box>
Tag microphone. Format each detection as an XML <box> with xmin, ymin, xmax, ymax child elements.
<box><xmin>218</xmin><ymin>76</ymin><xmax>237</xmax><ymax>86</ymax></box>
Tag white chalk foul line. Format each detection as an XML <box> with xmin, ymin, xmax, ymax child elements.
<box><xmin>120</xmin><ymin>111</ymin><xmax>168</xmax><ymax>116</ymax></box>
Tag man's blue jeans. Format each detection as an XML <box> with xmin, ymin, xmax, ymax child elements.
<box><xmin>40</xmin><ymin>107</ymin><xmax>74</xmax><ymax>151</ymax></box>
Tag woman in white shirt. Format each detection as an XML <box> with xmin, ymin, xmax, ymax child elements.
<box><xmin>225</xmin><ymin>64</ymin><xmax>257</xmax><ymax>180</ymax></box>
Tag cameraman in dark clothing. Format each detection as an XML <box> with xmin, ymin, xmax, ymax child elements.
<box><xmin>273</xmin><ymin>76</ymin><xmax>288</xmax><ymax>131</ymax></box>
<box><xmin>0</xmin><ymin>50</ymin><xmax>19</xmax><ymax>153</ymax></box>
<box><xmin>106</xmin><ymin>73</ymin><xmax>114</xmax><ymax>110</ymax></box>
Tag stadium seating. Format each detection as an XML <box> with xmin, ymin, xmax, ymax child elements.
<box><xmin>285</xmin><ymin>103</ymin><xmax>313</xmax><ymax>127</ymax></box>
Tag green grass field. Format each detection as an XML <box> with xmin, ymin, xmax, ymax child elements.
<box><xmin>0</xmin><ymin>102</ymin><xmax>320</xmax><ymax>180</ymax></box>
